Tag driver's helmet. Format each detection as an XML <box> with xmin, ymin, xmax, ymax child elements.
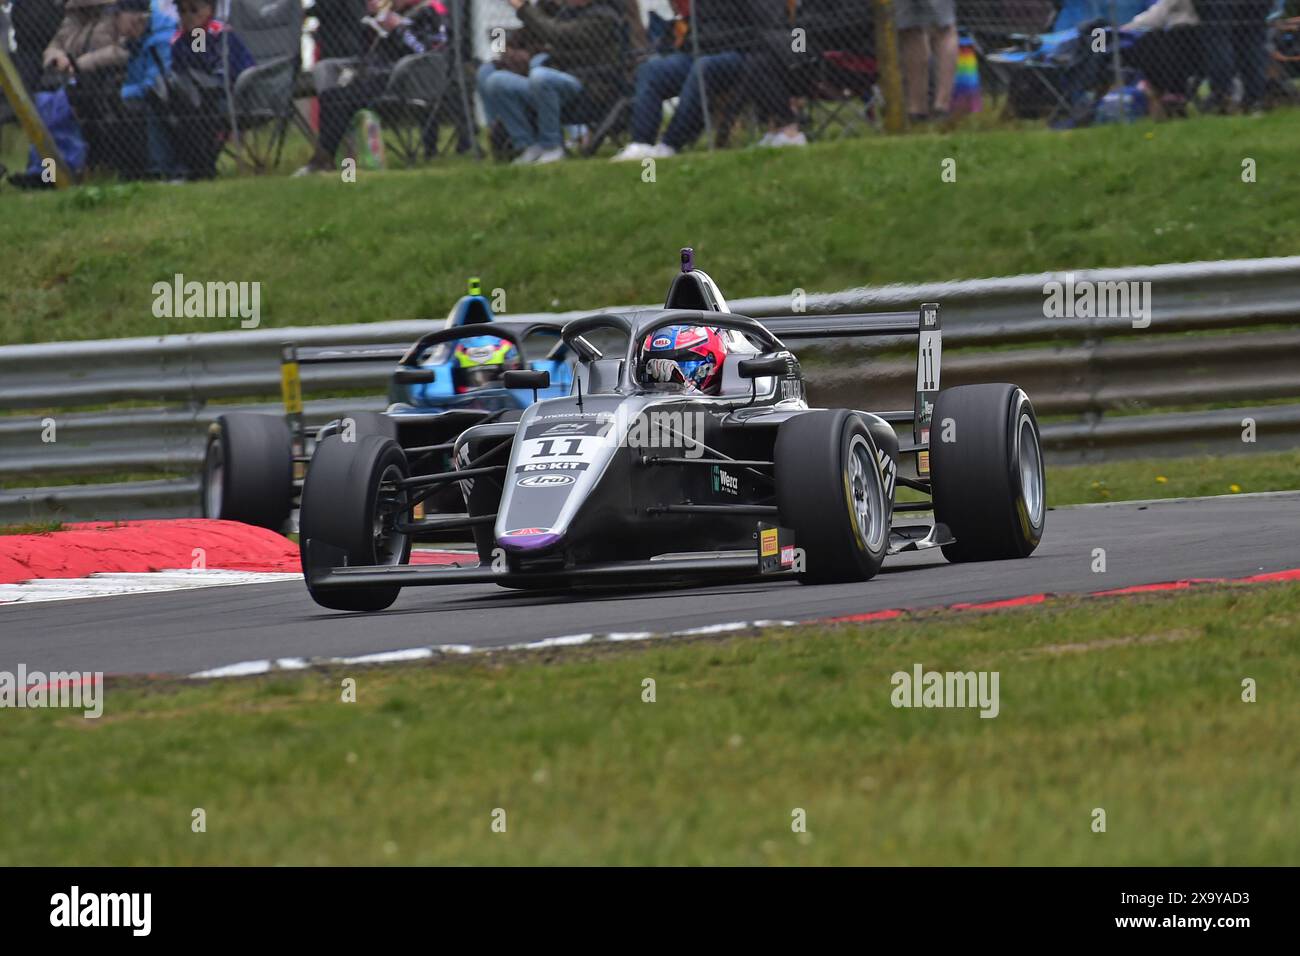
<box><xmin>451</xmin><ymin>335</ymin><xmax>520</xmax><ymax>393</ymax></box>
<box><xmin>638</xmin><ymin>325</ymin><xmax>727</xmax><ymax>395</ymax></box>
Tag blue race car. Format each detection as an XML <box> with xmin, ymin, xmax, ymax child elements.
<box><xmin>201</xmin><ymin>280</ymin><xmax>574</xmax><ymax>531</ymax></box>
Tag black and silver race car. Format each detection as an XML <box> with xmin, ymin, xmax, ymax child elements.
<box><xmin>299</xmin><ymin>251</ymin><xmax>1045</xmax><ymax>611</ymax></box>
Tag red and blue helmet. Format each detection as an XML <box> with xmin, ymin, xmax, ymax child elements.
<box><xmin>638</xmin><ymin>325</ymin><xmax>727</xmax><ymax>395</ymax></box>
<box><xmin>452</xmin><ymin>335</ymin><xmax>520</xmax><ymax>393</ymax></box>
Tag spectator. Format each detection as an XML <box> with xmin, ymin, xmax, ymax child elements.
<box><xmin>294</xmin><ymin>0</ymin><xmax>446</xmax><ymax>175</ymax></box>
<box><xmin>611</xmin><ymin>0</ymin><xmax>787</xmax><ymax>161</ymax></box>
<box><xmin>42</xmin><ymin>0</ymin><xmax>126</xmax><ymax>79</ymax></box>
<box><xmin>896</xmin><ymin>0</ymin><xmax>959</xmax><ymax>123</ymax></box>
<box><xmin>477</xmin><ymin>0</ymin><xmax>624</xmax><ymax>165</ymax></box>
<box><xmin>1123</xmin><ymin>0</ymin><xmax>1202</xmax><ymax>117</ymax></box>
<box><xmin>162</xmin><ymin>0</ymin><xmax>255</xmax><ymax>179</ymax></box>
<box><xmin>1195</xmin><ymin>0</ymin><xmax>1274</xmax><ymax>112</ymax></box>
<box><xmin>310</xmin><ymin>0</ymin><xmax>369</xmax><ymax>61</ymax></box>
<box><xmin>42</xmin><ymin>0</ymin><xmax>130</xmax><ymax>169</ymax></box>
<box><xmin>12</xmin><ymin>0</ymin><xmax>67</xmax><ymax>94</ymax></box>
<box><xmin>738</xmin><ymin>0</ymin><xmax>805</xmax><ymax>148</ymax></box>
<box><xmin>114</xmin><ymin>0</ymin><xmax>177</xmax><ymax>178</ymax></box>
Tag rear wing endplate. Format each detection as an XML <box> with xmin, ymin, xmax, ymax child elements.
<box><xmin>754</xmin><ymin>303</ymin><xmax>942</xmax><ymax>476</ymax></box>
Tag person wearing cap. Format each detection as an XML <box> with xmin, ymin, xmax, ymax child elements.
<box><xmin>113</xmin><ymin>0</ymin><xmax>178</xmax><ymax>178</ymax></box>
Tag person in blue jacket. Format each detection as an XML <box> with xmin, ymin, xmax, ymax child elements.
<box><xmin>115</xmin><ymin>0</ymin><xmax>179</xmax><ymax>178</ymax></box>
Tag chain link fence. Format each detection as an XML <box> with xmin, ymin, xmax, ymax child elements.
<box><xmin>2</xmin><ymin>0</ymin><xmax>1298</xmax><ymax>183</ymax></box>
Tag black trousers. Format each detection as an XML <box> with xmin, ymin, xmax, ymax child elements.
<box><xmin>318</xmin><ymin>73</ymin><xmax>390</xmax><ymax>158</ymax></box>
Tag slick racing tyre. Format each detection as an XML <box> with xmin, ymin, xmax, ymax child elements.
<box><xmin>298</xmin><ymin>434</ymin><xmax>412</xmax><ymax>612</ymax></box>
<box><xmin>202</xmin><ymin>413</ymin><xmax>293</xmax><ymax>530</ymax></box>
<box><xmin>930</xmin><ymin>383</ymin><xmax>1045</xmax><ymax>562</ymax></box>
<box><xmin>776</xmin><ymin>409</ymin><xmax>891</xmax><ymax>584</ymax></box>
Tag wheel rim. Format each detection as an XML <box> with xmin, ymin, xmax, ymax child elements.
<box><xmin>1017</xmin><ymin>413</ymin><xmax>1045</xmax><ymax>528</ymax></box>
<box><xmin>373</xmin><ymin>463</ymin><xmax>410</xmax><ymax>566</ymax></box>
<box><xmin>846</xmin><ymin>434</ymin><xmax>887</xmax><ymax>553</ymax></box>
<box><xmin>203</xmin><ymin>440</ymin><xmax>224</xmax><ymax>518</ymax></box>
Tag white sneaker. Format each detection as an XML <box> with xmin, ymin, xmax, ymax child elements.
<box><xmin>611</xmin><ymin>142</ymin><xmax>654</xmax><ymax>162</ymax></box>
<box><xmin>756</xmin><ymin>131</ymin><xmax>775</xmax><ymax>147</ymax></box>
<box><xmin>533</xmin><ymin>146</ymin><xmax>566</xmax><ymax>165</ymax></box>
<box><xmin>647</xmin><ymin>143</ymin><xmax>677</xmax><ymax>159</ymax></box>
<box><xmin>766</xmin><ymin>130</ymin><xmax>807</xmax><ymax>148</ymax></box>
<box><xmin>512</xmin><ymin>144</ymin><xmax>545</xmax><ymax>166</ymax></box>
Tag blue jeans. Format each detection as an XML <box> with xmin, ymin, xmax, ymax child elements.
<box><xmin>1202</xmin><ymin>22</ymin><xmax>1269</xmax><ymax>108</ymax></box>
<box><xmin>630</xmin><ymin>51</ymin><xmax>745</xmax><ymax>149</ymax></box>
<box><xmin>477</xmin><ymin>57</ymin><xmax>583</xmax><ymax>150</ymax></box>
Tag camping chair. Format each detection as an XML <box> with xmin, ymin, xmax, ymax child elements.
<box><xmin>371</xmin><ymin>49</ymin><xmax>451</xmax><ymax>166</ymax></box>
<box><xmin>983</xmin><ymin>0</ymin><xmax>1150</xmax><ymax>121</ymax></box>
<box><xmin>800</xmin><ymin>50</ymin><xmax>881</xmax><ymax>140</ymax></box>
<box><xmin>218</xmin><ymin>0</ymin><xmax>311</xmax><ymax>172</ymax></box>
<box><xmin>959</xmin><ymin>0</ymin><xmax>1059</xmax><ymax>98</ymax></box>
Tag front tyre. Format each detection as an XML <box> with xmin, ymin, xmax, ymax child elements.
<box><xmin>298</xmin><ymin>434</ymin><xmax>412</xmax><ymax>611</ymax></box>
<box><xmin>776</xmin><ymin>410</ymin><xmax>891</xmax><ymax>584</ymax></box>
<box><xmin>930</xmin><ymin>383</ymin><xmax>1045</xmax><ymax>562</ymax></box>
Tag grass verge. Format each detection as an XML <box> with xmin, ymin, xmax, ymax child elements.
<box><xmin>3</xmin><ymin>111</ymin><xmax>1299</xmax><ymax>344</ymax></box>
<box><xmin>1</xmin><ymin>581</ymin><xmax>1296</xmax><ymax>865</ymax></box>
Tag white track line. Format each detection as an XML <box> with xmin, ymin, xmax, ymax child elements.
<box><xmin>188</xmin><ymin>620</ymin><xmax>804</xmax><ymax>679</ymax></box>
<box><xmin>0</xmin><ymin>569</ymin><xmax>301</xmax><ymax>605</ymax></box>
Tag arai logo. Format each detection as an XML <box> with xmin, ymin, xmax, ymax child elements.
<box><xmin>517</xmin><ymin>474</ymin><xmax>575</xmax><ymax>488</ymax></box>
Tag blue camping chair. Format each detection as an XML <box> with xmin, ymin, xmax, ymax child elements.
<box><xmin>985</xmin><ymin>0</ymin><xmax>1152</xmax><ymax>119</ymax></box>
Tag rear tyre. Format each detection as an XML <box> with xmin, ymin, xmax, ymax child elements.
<box><xmin>930</xmin><ymin>383</ymin><xmax>1045</xmax><ymax>562</ymax></box>
<box><xmin>776</xmin><ymin>410</ymin><xmax>891</xmax><ymax>584</ymax></box>
<box><xmin>298</xmin><ymin>434</ymin><xmax>412</xmax><ymax>612</ymax></box>
<box><xmin>201</xmin><ymin>413</ymin><xmax>293</xmax><ymax>530</ymax></box>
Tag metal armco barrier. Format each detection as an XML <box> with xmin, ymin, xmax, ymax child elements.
<box><xmin>2</xmin><ymin>257</ymin><xmax>1298</xmax><ymax>521</ymax></box>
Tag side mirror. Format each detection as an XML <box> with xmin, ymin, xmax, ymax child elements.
<box><xmin>503</xmin><ymin>369</ymin><xmax>550</xmax><ymax>390</ymax></box>
<box><xmin>738</xmin><ymin>355</ymin><xmax>787</xmax><ymax>379</ymax></box>
<box><xmin>392</xmin><ymin>367</ymin><xmax>436</xmax><ymax>385</ymax></box>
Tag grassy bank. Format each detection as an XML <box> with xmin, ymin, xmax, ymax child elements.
<box><xmin>3</xmin><ymin>111</ymin><xmax>1298</xmax><ymax>345</ymax></box>
<box><xmin>1</xmin><ymin>581</ymin><xmax>1295</xmax><ymax>865</ymax></box>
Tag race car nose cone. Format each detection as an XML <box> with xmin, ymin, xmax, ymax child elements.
<box><xmin>497</xmin><ymin>529</ymin><xmax>563</xmax><ymax>552</ymax></box>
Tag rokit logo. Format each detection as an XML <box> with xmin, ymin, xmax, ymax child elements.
<box><xmin>517</xmin><ymin>461</ymin><xmax>588</xmax><ymax>472</ymax></box>
<box><xmin>518</xmin><ymin>474</ymin><xmax>575</xmax><ymax>488</ymax></box>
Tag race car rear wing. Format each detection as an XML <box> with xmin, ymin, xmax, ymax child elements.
<box><xmin>759</xmin><ymin>303</ymin><xmax>942</xmax><ymax>476</ymax></box>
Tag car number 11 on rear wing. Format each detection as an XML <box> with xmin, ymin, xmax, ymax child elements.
<box><xmin>913</xmin><ymin>303</ymin><xmax>942</xmax><ymax>477</ymax></box>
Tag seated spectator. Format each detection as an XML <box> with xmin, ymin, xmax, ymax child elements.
<box><xmin>42</xmin><ymin>0</ymin><xmax>126</xmax><ymax>81</ymax></box>
<box><xmin>611</xmin><ymin>0</ymin><xmax>787</xmax><ymax>161</ymax></box>
<box><xmin>1195</xmin><ymin>0</ymin><xmax>1274</xmax><ymax>112</ymax></box>
<box><xmin>294</xmin><ymin>0</ymin><xmax>446</xmax><ymax>175</ymax></box>
<box><xmin>896</xmin><ymin>0</ymin><xmax>959</xmax><ymax>124</ymax></box>
<box><xmin>12</xmin><ymin>0</ymin><xmax>68</xmax><ymax>94</ymax></box>
<box><xmin>160</xmin><ymin>0</ymin><xmax>255</xmax><ymax>179</ymax></box>
<box><xmin>310</xmin><ymin>0</ymin><xmax>369</xmax><ymax>61</ymax></box>
<box><xmin>477</xmin><ymin>0</ymin><xmax>624</xmax><ymax>165</ymax></box>
<box><xmin>1123</xmin><ymin>0</ymin><xmax>1202</xmax><ymax>116</ymax></box>
<box><xmin>42</xmin><ymin>0</ymin><xmax>134</xmax><ymax>170</ymax></box>
<box><xmin>737</xmin><ymin>0</ymin><xmax>805</xmax><ymax>148</ymax></box>
<box><xmin>114</xmin><ymin>0</ymin><xmax>177</xmax><ymax>178</ymax></box>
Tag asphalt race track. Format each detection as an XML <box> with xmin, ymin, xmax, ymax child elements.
<box><xmin>2</xmin><ymin>493</ymin><xmax>1298</xmax><ymax>676</ymax></box>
